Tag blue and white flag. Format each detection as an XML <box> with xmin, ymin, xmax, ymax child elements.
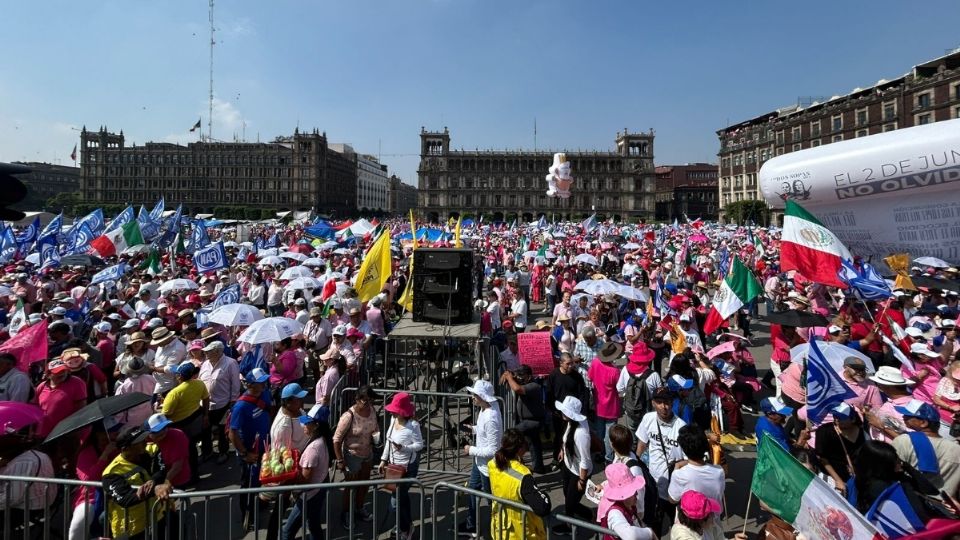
<box><xmin>211</xmin><ymin>283</ymin><xmax>241</xmax><ymax>308</ymax></box>
<box><xmin>865</xmin><ymin>482</ymin><xmax>925</xmax><ymax>539</ymax></box>
<box><xmin>156</xmin><ymin>205</ymin><xmax>182</xmax><ymax>250</ymax></box>
<box><xmin>105</xmin><ymin>206</ymin><xmax>135</xmax><ymax>233</ymax></box>
<box><xmin>264</xmin><ymin>232</ymin><xmax>280</xmax><ymax>249</ymax></box>
<box><xmin>15</xmin><ymin>216</ymin><xmax>40</xmax><ymax>247</ymax></box>
<box><xmin>138</xmin><ymin>206</ymin><xmax>161</xmax><ymax>242</ymax></box>
<box><xmin>238</xmin><ymin>344</ymin><xmax>267</xmax><ymax>377</ymax></box>
<box><xmin>191</xmin><ymin>220</ymin><xmax>211</xmax><ymax>251</ymax></box>
<box><xmin>75</xmin><ymin>209</ymin><xmax>105</xmax><ymax>237</ymax></box>
<box><xmin>581</xmin><ymin>214</ymin><xmax>597</xmax><ymax>235</ymax></box>
<box><xmin>838</xmin><ymin>259</ymin><xmax>892</xmax><ymax>301</ymax></box>
<box><xmin>149</xmin><ymin>197</ymin><xmax>165</xmax><ymax>222</ymax></box>
<box><xmin>193</xmin><ymin>241</ymin><xmax>228</xmax><ymax>273</ymax></box>
<box><xmin>536</xmin><ymin>215</ymin><xmax>548</xmax><ymax>229</ymax></box>
<box><xmin>38</xmin><ymin>213</ymin><xmax>63</xmax><ymax>244</ymax></box>
<box><xmin>37</xmin><ymin>233</ymin><xmax>60</xmax><ymax>270</ymax></box>
<box><xmin>717</xmin><ymin>246</ymin><xmax>731</xmax><ymax>278</ymax></box>
<box><xmin>0</xmin><ymin>226</ymin><xmax>17</xmax><ymax>263</ymax></box>
<box><xmin>65</xmin><ymin>222</ymin><xmax>96</xmax><ymax>256</ymax></box>
<box><xmin>236</xmin><ymin>246</ymin><xmax>250</xmax><ymax>262</ymax></box>
<box><xmin>805</xmin><ymin>337</ymin><xmax>856</xmax><ymax>423</ymax></box>
<box><xmin>655</xmin><ymin>276</ymin><xmax>676</xmax><ymax>316</ymax></box>
<box><xmin>195</xmin><ymin>307</ymin><xmax>211</xmax><ymax>328</ymax></box>
<box><xmin>90</xmin><ymin>263</ymin><xmax>130</xmax><ymax>286</ymax></box>
<box><xmin>253</xmin><ymin>236</ymin><xmax>264</xmax><ymax>252</ymax></box>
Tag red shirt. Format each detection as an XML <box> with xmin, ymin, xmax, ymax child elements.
<box><xmin>151</xmin><ymin>428</ymin><xmax>191</xmax><ymax>486</ymax></box>
<box><xmin>97</xmin><ymin>338</ymin><xmax>116</xmax><ymax>371</ymax></box>
<box><xmin>35</xmin><ymin>376</ymin><xmax>87</xmax><ymax>437</ymax></box>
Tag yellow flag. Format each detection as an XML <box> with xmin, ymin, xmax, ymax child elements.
<box><xmin>409</xmin><ymin>209</ymin><xmax>419</xmax><ymax>250</ymax></box>
<box><xmin>670</xmin><ymin>322</ymin><xmax>687</xmax><ymax>354</ymax></box>
<box><xmin>355</xmin><ymin>229</ymin><xmax>392</xmax><ymax>302</ymax></box>
<box><xmin>454</xmin><ymin>216</ymin><xmax>463</xmax><ymax>248</ymax></box>
<box><xmin>397</xmin><ymin>259</ymin><xmax>414</xmax><ymax>312</ymax></box>
<box><xmin>885</xmin><ymin>253</ymin><xmax>916</xmax><ymax>291</ymax></box>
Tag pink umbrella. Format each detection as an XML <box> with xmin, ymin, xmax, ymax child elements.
<box><xmin>706</xmin><ymin>341</ymin><xmax>737</xmax><ymax>359</ymax></box>
<box><xmin>689</xmin><ymin>234</ymin><xmax>710</xmax><ymax>243</ymax></box>
<box><xmin>0</xmin><ymin>402</ymin><xmax>44</xmax><ymax>434</ymax></box>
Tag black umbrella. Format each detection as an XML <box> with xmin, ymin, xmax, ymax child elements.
<box><xmin>44</xmin><ymin>392</ymin><xmax>151</xmax><ymax>443</ymax></box>
<box><xmin>908</xmin><ymin>275</ymin><xmax>960</xmax><ymax>293</ymax></box>
<box><xmin>60</xmin><ymin>254</ymin><xmax>105</xmax><ymax>267</ymax></box>
<box><xmin>765</xmin><ymin>309</ymin><xmax>829</xmax><ymax>328</ymax></box>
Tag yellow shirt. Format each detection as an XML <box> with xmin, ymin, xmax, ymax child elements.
<box><xmin>161</xmin><ymin>379</ymin><xmax>208</xmax><ymax>423</ymax></box>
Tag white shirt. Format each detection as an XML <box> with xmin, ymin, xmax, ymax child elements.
<box><xmin>469</xmin><ymin>404</ymin><xmax>503</xmax><ymax>476</ymax></box>
<box><xmin>381</xmin><ymin>419</ymin><xmax>425</xmax><ymax>467</ymax></box>
<box><xmin>606</xmin><ymin>509</ymin><xmax>655</xmax><ymax>540</ymax></box>
<box><xmin>636</xmin><ymin>412</ymin><xmax>687</xmax><ymax>499</ymax></box>
<box><xmin>562</xmin><ymin>419</ymin><xmax>593</xmax><ymax>475</ymax></box>
<box><xmin>621</xmin><ymin>263</ymin><xmax>638</xmax><ymax>278</ymax></box>
<box><xmin>303</xmin><ymin>318</ymin><xmax>332</xmax><ymax>351</ymax></box>
<box><xmin>153</xmin><ymin>339</ymin><xmax>187</xmax><ymax>394</ymax></box>
<box><xmin>486</xmin><ymin>301</ymin><xmax>501</xmax><ymax>330</ymax></box>
<box><xmin>267</xmin><ymin>283</ymin><xmax>284</xmax><ymax>306</ymax></box>
<box><xmin>616</xmin><ymin>367</ymin><xmax>663</xmax><ymax>396</ymax></box>
<box><xmin>271</xmin><ymin>409</ymin><xmax>309</xmax><ymax>453</ymax></box>
<box><xmin>198</xmin><ymin>355</ymin><xmax>241</xmax><ymax>410</ymax></box>
<box><xmin>135</xmin><ymin>298</ymin><xmax>158</xmax><ymax>318</ymax></box>
<box><xmin>510</xmin><ymin>299</ymin><xmax>528</xmax><ymax>328</ymax></box>
<box><xmin>247</xmin><ymin>283</ymin><xmax>266</xmax><ymax>305</ymax></box>
<box><xmin>667</xmin><ymin>462</ymin><xmax>725</xmax><ymax>503</ymax></box>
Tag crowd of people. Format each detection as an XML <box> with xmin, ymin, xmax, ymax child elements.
<box><xmin>0</xmin><ymin>212</ymin><xmax>958</xmax><ymax>539</ymax></box>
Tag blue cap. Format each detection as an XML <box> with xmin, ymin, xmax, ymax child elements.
<box><xmin>760</xmin><ymin>397</ymin><xmax>794</xmax><ymax>416</ymax></box>
<box><xmin>895</xmin><ymin>399</ymin><xmax>940</xmax><ymax>424</ymax></box>
<box><xmin>281</xmin><ymin>382</ymin><xmax>308</xmax><ymax>400</ymax></box>
<box><xmin>245</xmin><ymin>367</ymin><xmax>269</xmax><ymax>384</ymax></box>
<box><xmin>832</xmin><ymin>402</ymin><xmax>855</xmax><ymax>421</ymax></box>
<box><xmin>175</xmin><ymin>361</ymin><xmax>197</xmax><ymax>377</ymax></box>
<box><xmin>145</xmin><ymin>413</ymin><xmax>173</xmax><ymax>433</ymax></box>
<box><xmin>299</xmin><ymin>404</ymin><xmax>330</xmax><ymax>425</ymax></box>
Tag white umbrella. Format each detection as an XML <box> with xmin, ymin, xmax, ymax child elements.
<box><xmin>159</xmin><ymin>279</ymin><xmax>199</xmax><ymax>292</ymax></box>
<box><xmin>914</xmin><ymin>256</ymin><xmax>951</xmax><ymax>268</ymax></box>
<box><xmin>574</xmin><ymin>279</ymin><xmax>621</xmax><ymax>296</ymax></box>
<box><xmin>622</xmin><ymin>242</ymin><xmax>641</xmax><ymax>250</ymax></box>
<box><xmin>223</xmin><ymin>241</ymin><xmax>238</xmax><ymax>248</ymax></box>
<box><xmin>258</xmin><ymin>256</ymin><xmax>285</xmax><ymax>267</ymax></box>
<box><xmin>284</xmin><ymin>277</ymin><xmax>322</xmax><ymax>291</ymax></box>
<box><xmin>302</xmin><ymin>257</ymin><xmax>326</xmax><ymax>267</ymax></box>
<box><xmin>333</xmin><ymin>248</ymin><xmax>352</xmax><ymax>255</ymax></box>
<box><xmin>208</xmin><ymin>303</ymin><xmax>264</xmax><ymax>327</ymax></box>
<box><xmin>257</xmin><ymin>248</ymin><xmax>279</xmax><ymax>258</ymax></box>
<box><xmin>280</xmin><ymin>252</ymin><xmax>307</xmax><ymax>263</ymax></box>
<box><xmin>575</xmin><ymin>253</ymin><xmax>599</xmax><ymax>266</ymax></box>
<box><xmin>616</xmin><ymin>284</ymin><xmax>649</xmax><ymax>302</ymax></box>
<box><xmin>789</xmin><ymin>341</ymin><xmax>876</xmax><ymax>374</ymax></box>
<box><xmin>279</xmin><ymin>266</ymin><xmax>316</xmax><ymax>280</ymax></box>
<box><xmin>237</xmin><ymin>317</ymin><xmax>304</xmax><ymax>344</ymax></box>
<box><xmin>239</xmin><ymin>241</ymin><xmax>254</xmax><ymax>248</ymax></box>
<box><xmin>319</xmin><ymin>241</ymin><xmax>338</xmax><ymax>250</ymax></box>
<box><xmin>571</xmin><ymin>293</ymin><xmax>595</xmax><ymax>307</ymax></box>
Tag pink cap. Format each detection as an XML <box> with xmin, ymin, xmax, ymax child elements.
<box><xmin>680</xmin><ymin>491</ymin><xmax>722</xmax><ymax>520</ymax></box>
<box><xmin>187</xmin><ymin>339</ymin><xmax>205</xmax><ymax>352</ymax></box>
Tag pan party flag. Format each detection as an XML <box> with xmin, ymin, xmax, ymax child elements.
<box><xmin>355</xmin><ymin>229</ymin><xmax>392</xmax><ymax>302</ymax></box>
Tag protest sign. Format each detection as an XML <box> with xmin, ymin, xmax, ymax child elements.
<box><xmin>517</xmin><ymin>332</ymin><xmax>554</xmax><ymax>376</ymax></box>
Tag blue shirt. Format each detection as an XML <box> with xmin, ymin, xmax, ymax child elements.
<box><xmin>229</xmin><ymin>395</ymin><xmax>271</xmax><ymax>453</ymax></box>
<box><xmin>756</xmin><ymin>415</ymin><xmax>790</xmax><ymax>450</ymax></box>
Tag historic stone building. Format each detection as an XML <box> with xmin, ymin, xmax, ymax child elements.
<box><xmin>329</xmin><ymin>144</ymin><xmax>389</xmax><ymax>212</ymax></box>
<box><xmin>417</xmin><ymin>127</ymin><xmax>657</xmax><ymax>223</ymax></box>
<box><xmin>654</xmin><ymin>164</ymin><xmax>718</xmax><ymax>222</ymax></box>
<box><xmin>718</xmin><ymin>49</ymin><xmax>960</xmax><ymax>224</ymax></box>
<box><xmin>79</xmin><ymin>127</ymin><xmax>357</xmax><ymax>216</ymax></box>
<box><xmin>388</xmin><ymin>175</ymin><xmax>417</xmax><ymax>215</ymax></box>
<box><xmin>12</xmin><ymin>162</ymin><xmax>80</xmax><ymax>210</ymax></box>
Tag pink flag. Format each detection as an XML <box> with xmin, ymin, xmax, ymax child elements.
<box><xmin>0</xmin><ymin>319</ymin><xmax>49</xmax><ymax>372</ymax></box>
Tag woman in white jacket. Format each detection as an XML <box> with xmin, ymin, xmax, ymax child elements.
<box><xmin>379</xmin><ymin>392</ymin><xmax>424</xmax><ymax>540</ymax></box>
<box><xmin>554</xmin><ymin>395</ymin><xmax>594</xmax><ymax>535</ymax></box>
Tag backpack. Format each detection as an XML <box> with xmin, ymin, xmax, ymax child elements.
<box><xmin>623</xmin><ymin>369</ymin><xmax>653</xmax><ymax>419</ymax></box>
<box><xmin>625</xmin><ymin>457</ymin><xmax>659</xmax><ymax>526</ymax></box>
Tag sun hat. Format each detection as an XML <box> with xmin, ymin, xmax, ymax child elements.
<box><xmin>628</xmin><ymin>342</ymin><xmax>655</xmax><ymax>365</ymax></box>
<box><xmin>466</xmin><ymin>379</ymin><xmax>497</xmax><ymax>404</ymax></box>
<box><xmin>47</xmin><ymin>359</ymin><xmax>69</xmax><ymax>375</ymax></box>
<box><xmin>245</xmin><ymin>367</ymin><xmax>269</xmax><ymax>384</ymax></box>
<box><xmin>909</xmin><ymin>342</ymin><xmax>940</xmax><ymax>358</ymax></box>
<box><xmin>187</xmin><ymin>339</ymin><xmax>205</xmax><ymax>352</ymax></box>
<box><xmin>680</xmin><ymin>491</ymin><xmax>722</xmax><ymax>520</ymax></box>
<box><xmin>760</xmin><ymin>397</ymin><xmax>794</xmax><ymax>416</ymax></box>
<box><xmin>869</xmin><ymin>365</ymin><xmax>915</xmax><ymax>386</ymax></box>
<box><xmin>299</xmin><ymin>403</ymin><xmax>331</xmax><ymax>425</ymax></box>
<box><xmin>202</xmin><ymin>340</ymin><xmax>224</xmax><ymax>352</ymax></box>
<box><xmin>348</xmin><ymin>307</ymin><xmax>361</xmax><ymax>316</ymax></box>
<box><xmin>940</xmin><ymin>319</ymin><xmax>956</xmax><ymax>329</ymax></box>
<box><xmin>667</xmin><ymin>374</ymin><xmax>695</xmax><ymax>391</ymax></box>
<box><xmin>145</xmin><ymin>413</ymin><xmax>173</xmax><ymax>433</ymax></box>
<box><xmin>895</xmin><ymin>399</ymin><xmax>940</xmax><ymax>424</ymax></box>
<box><xmin>281</xmin><ymin>382</ymin><xmax>308</xmax><ymax>400</ymax></box>
<box><xmin>175</xmin><ymin>361</ymin><xmax>197</xmax><ymax>378</ymax></box>
<box><xmin>385</xmin><ymin>392</ymin><xmax>416</xmax><ymax>417</ymax></box>
<box><xmin>601</xmin><ymin>462</ymin><xmax>646</xmax><ymax>501</ymax></box>
<box><xmin>150</xmin><ymin>327</ymin><xmax>175</xmax><ymax>346</ymax></box>
<box><xmin>535</xmin><ymin>320</ymin><xmax>550</xmax><ymax>330</ymax></box>
<box><xmin>832</xmin><ymin>402</ymin><xmax>855</xmax><ymax>421</ymax></box>
<box><xmin>126</xmin><ymin>331</ymin><xmax>148</xmax><ymax>345</ymax></box>
<box><xmin>177</xmin><ymin>308</ymin><xmax>195</xmax><ymax>318</ymax></box>
<box><xmin>60</xmin><ymin>348</ymin><xmax>89</xmax><ymax>369</ymax></box>
<box><xmin>597</xmin><ymin>341</ymin><xmax>624</xmax><ymax>364</ymax></box>
<box><xmin>904</xmin><ymin>327</ymin><xmax>925</xmax><ymax>339</ymax></box>
<box><xmin>555</xmin><ymin>395</ymin><xmax>586</xmax><ymax>422</ymax></box>
<box><xmin>557</xmin><ymin>313</ymin><xmax>571</xmax><ymax>322</ymax></box>
<box><xmin>123</xmin><ymin>356</ymin><xmax>152</xmax><ymax>377</ymax></box>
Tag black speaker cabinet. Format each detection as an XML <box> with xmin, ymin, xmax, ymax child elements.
<box><xmin>412</xmin><ymin>248</ymin><xmax>474</xmax><ymax>324</ymax></box>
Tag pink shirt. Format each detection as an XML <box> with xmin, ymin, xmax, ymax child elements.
<box><xmin>902</xmin><ymin>362</ymin><xmax>942</xmax><ymax>406</ymax></box>
<box><xmin>778</xmin><ymin>362</ymin><xmax>805</xmax><ymax>404</ymax></box>
<box><xmin>587</xmin><ymin>360</ymin><xmax>621</xmax><ymax>420</ymax></box>
<box><xmin>870</xmin><ymin>395</ymin><xmax>913</xmax><ymax>443</ymax></box>
<box><xmin>151</xmin><ymin>428</ymin><xmax>191</xmax><ymax>486</ymax></box>
<box><xmin>73</xmin><ymin>444</ymin><xmax>117</xmax><ymax>508</ymax></box>
<box><xmin>270</xmin><ymin>350</ymin><xmax>299</xmax><ymax>385</ymax></box>
<box><xmin>116</xmin><ymin>374</ymin><xmax>157</xmax><ymax>428</ymax></box>
<box><xmin>315</xmin><ymin>366</ymin><xmax>340</xmax><ymax>405</ymax></box>
<box><xmin>35</xmin><ymin>376</ymin><xmax>88</xmax><ymax>438</ymax></box>
<box><xmin>300</xmin><ymin>438</ymin><xmax>330</xmax><ymax>497</ymax></box>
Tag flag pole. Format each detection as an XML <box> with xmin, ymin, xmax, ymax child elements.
<box><xmin>742</xmin><ymin>491</ymin><xmax>753</xmax><ymax>536</ymax></box>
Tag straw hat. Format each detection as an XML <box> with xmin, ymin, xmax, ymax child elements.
<box><xmin>150</xmin><ymin>327</ymin><xmax>175</xmax><ymax>346</ymax></box>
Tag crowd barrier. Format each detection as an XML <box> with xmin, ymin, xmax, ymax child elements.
<box><xmin>1</xmin><ymin>474</ymin><xmax>617</xmax><ymax>540</ymax></box>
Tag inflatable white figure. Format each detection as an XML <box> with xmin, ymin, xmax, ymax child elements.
<box><xmin>546</xmin><ymin>152</ymin><xmax>573</xmax><ymax>198</ymax></box>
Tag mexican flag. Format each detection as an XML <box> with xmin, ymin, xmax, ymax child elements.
<box><xmin>752</xmin><ymin>231</ymin><xmax>765</xmax><ymax>258</ymax></box>
<box><xmin>752</xmin><ymin>434</ymin><xmax>882</xmax><ymax>540</ymax></box>
<box><xmin>139</xmin><ymin>248</ymin><xmax>162</xmax><ymax>276</ymax></box>
<box><xmin>781</xmin><ymin>200</ymin><xmax>851</xmax><ymax>288</ymax></box>
<box><xmin>90</xmin><ymin>221</ymin><xmax>144</xmax><ymax>258</ymax></box>
<box><xmin>703</xmin><ymin>256</ymin><xmax>761</xmax><ymax>335</ymax></box>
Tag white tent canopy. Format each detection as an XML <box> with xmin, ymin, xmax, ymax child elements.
<box><xmin>335</xmin><ymin>218</ymin><xmax>375</xmax><ymax>238</ymax></box>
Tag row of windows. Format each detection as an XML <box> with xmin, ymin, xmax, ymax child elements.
<box><xmin>90</xmin><ymin>179</ymin><xmax>318</xmax><ymax>191</ymax></box>
<box><xmin>721</xmin><ymin>192</ymin><xmax>757</xmax><ymax>205</ymax></box>
<box><xmin>423</xmin><ymin>176</ymin><xmax>647</xmax><ymax>191</ymax></box>
<box><xmin>427</xmin><ymin>193</ymin><xmax>649</xmax><ymax>210</ymax></box>
<box><xmin>90</xmin><ymin>190</ymin><xmax>305</xmax><ymax>205</ymax></box>
<box><xmin>93</xmin><ymin>166</ymin><xmax>304</xmax><ymax>179</ymax></box>
<box><xmin>90</xmin><ymin>152</ymin><xmax>312</xmax><ymax>166</ymax></box>
<box><xmin>444</xmin><ymin>158</ymin><xmax>638</xmax><ymax>174</ymax></box>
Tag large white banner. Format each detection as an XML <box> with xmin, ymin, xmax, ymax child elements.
<box><xmin>760</xmin><ymin>119</ymin><xmax>960</xmax><ymax>265</ymax></box>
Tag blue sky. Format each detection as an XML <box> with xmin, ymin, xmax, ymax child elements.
<box><xmin>1</xmin><ymin>1</ymin><xmax>958</xmax><ymax>185</ymax></box>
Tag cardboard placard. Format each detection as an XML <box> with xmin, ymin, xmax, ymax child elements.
<box><xmin>517</xmin><ymin>332</ymin><xmax>554</xmax><ymax>376</ymax></box>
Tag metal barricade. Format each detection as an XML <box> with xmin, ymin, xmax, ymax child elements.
<box><xmin>148</xmin><ymin>477</ymin><xmax>425</xmax><ymax>540</ymax></box>
<box><xmin>431</xmin><ymin>480</ymin><xmax>618</xmax><ymax>540</ymax></box>
<box><xmin>0</xmin><ymin>474</ymin><xmax>105</xmax><ymax>540</ymax></box>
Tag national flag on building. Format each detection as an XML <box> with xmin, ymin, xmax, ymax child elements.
<box><xmin>703</xmin><ymin>256</ymin><xmax>762</xmax><ymax>335</ymax></box>
<box><xmin>781</xmin><ymin>200</ymin><xmax>852</xmax><ymax>288</ymax></box>
<box><xmin>752</xmin><ymin>432</ymin><xmax>882</xmax><ymax>540</ymax></box>
<box><xmin>90</xmin><ymin>221</ymin><xmax>145</xmax><ymax>258</ymax></box>
<box><xmin>70</xmin><ymin>144</ymin><xmax>77</xmax><ymax>161</ymax></box>
<box><xmin>190</xmin><ymin>118</ymin><xmax>202</xmax><ymax>132</ymax></box>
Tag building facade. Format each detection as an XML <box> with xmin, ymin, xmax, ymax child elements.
<box><xmin>417</xmin><ymin>127</ymin><xmax>657</xmax><ymax>223</ymax></box>
<box><xmin>654</xmin><ymin>164</ymin><xmax>718</xmax><ymax>222</ymax></box>
<box><xmin>329</xmin><ymin>144</ymin><xmax>389</xmax><ymax>212</ymax></box>
<box><xmin>79</xmin><ymin>127</ymin><xmax>357</xmax><ymax>216</ymax></box>
<box><xmin>388</xmin><ymin>175</ymin><xmax>417</xmax><ymax>215</ymax></box>
<box><xmin>718</xmin><ymin>50</ymin><xmax>960</xmax><ymax>224</ymax></box>
<box><xmin>12</xmin><ymin>162</ymin><xmax>80</xmax><ymax>210</ymax></box>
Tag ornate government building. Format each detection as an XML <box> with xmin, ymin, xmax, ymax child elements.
<box><xmin>417</xmin><ymin>128</ymin><xmax>657</xmax><ymax>223</ymax></box>
<box><xmin>79</xmin><ymin>126</ymin><xmax>357</xmax><ymax>215</ymax></box>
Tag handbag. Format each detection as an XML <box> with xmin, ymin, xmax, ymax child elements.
<box><xmin>383</xmin><ymin>424</ymin><xmax>407</xmax><ymax>493</ymax></box>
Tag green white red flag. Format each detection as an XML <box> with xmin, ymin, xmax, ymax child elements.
<box><xmin>703</xmin><ymin>256</ymin><xmax>761</xmax><ymax>334</ymax></box>
<box><xmin>90</xmin><ymin>221</ymin><xmax>144</xmax><ymax>258</ymax></box>
<box><xmin>780</xmin><ymin>200</ymin><xmax>851</xmax><ymax>288</ymax></box>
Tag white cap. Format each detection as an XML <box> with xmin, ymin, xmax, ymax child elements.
<box><xmin>679</xmin><ymin>314</ymin><xmax>691</xmax><ymax>322</ymax></box>
<box><xmin>905</xmin><ymin>327</ymin><xmax>924</xmax><ymax>338</ymax></box>
<box><xmin>94</xmin><ymin>321</ymin><xmax>112</xmax><ymax>333</ymax></box>
<box><xmin>909</xmin><ymin>342</ymin><xmax>940</xmax><ymax>358</ymax></box>
<box><xmin>940</xmin><ymin>319</ymin><xmax>957</xmax><ymax>328</ymax></box>
<box><xmin>828</xmin><ymin>325</ymin><xmax>842</xmax><ymax>334</ymax></box>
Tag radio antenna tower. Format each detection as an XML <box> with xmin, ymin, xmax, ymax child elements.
<box><xmin>207</xmin><ymin>0</ymin><xmax>215</xmax><ymax>141</ymax></box>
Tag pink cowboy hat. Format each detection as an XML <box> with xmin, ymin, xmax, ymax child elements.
<box><xmin>385</xmin><ymin>392</ymin><xmax>415</xmax><ymax>417</ymax></box>
<box><xmin>628</xmin><ymin>342</ymin><xmax>655</xmax><ymax>365</ymax></box>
